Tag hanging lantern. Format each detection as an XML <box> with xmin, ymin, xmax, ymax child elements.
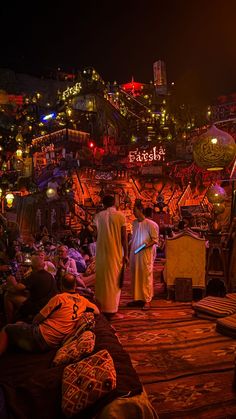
<box><xmin>16</xmin><ymin>149</ymin><xmax>23</xmax><ymax>158</ymax></box>
<box><xmin>15</xmin><ymin>133</ymin><xmax>23</xmax><ymax>143</ymax></box>
<box><xmin>46</xmin><ymin>187</ymin><xmax>57</xmax><ymax>199</ymax></box>
<box><xmin>193</xmin><ymin>125</ymin><xmax>236</xmax><ymax>171</ymax></box>
<box><xmin>5</xmin><ymin>192</ymin><xmax>14</xmax><ymax>208</ymax></box>
<box><xmin>0</xmin><ymin>188</ymin><xmax>2</xmax><ymax>198</ymax></box>
<box><xmin>207</xmin><ymin>184</ymin><xmax>227</xmax><ymax>204</ymax></box>
<box><xmin>212</xmin><ymin>202</ymin><xmax>225</xmax><ymax>215</ymax></box>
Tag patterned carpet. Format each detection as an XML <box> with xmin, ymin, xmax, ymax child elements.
<box><xmin>111</xmin><ymin>267</ymin><xmax>236</xmax><ymax>419</ymax></box>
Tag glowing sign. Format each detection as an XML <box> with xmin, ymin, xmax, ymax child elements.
<box><xmin>128</xmin><ymin>146</ymin><xmax>166</xmax><ymax>163</ymax></box>
<box><xmin>62</xmin><ymin>82</ymin><xmax>82</xmax><ymax>100</ymax></box>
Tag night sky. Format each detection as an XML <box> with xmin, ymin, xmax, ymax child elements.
<box><xmin>1</xmin><ymin>0</ymin><xmax>236</xmax><ymax>104</ymax></box>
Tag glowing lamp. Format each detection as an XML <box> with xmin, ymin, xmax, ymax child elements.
<box><xmin>0</xmin><ymin>188</ymin><xmax>2</xmax><ymax>198</ymax></box>
<box><xmin>24</xmin><ymin>253</ymin><xmax>32</xmax><ymax>266</ymax></box>
<box><xmin>16</xmin><ymin>133</ymin><xmax>23</xmax><ymax>143</ymax></box>
<box><xmin>193</xmin><ymin>125</ymin><xmax>236</xmax><ymax>171</ymax></box>
<box><xmin>212</xmin><ymin>202</ymin><xmax>225</xmax><ymax>215</ymax></box>
<box><xmin>5</xmin><ymin>193</ymin><xmax>14</xmax><ymax>208</ymax></box>
<box><xmin>207</xmin><ymin>184</ymin><xmax>227</xmax><ymax>204</ymax></box>
<box><xmin>89</xmin><ymin>141</ymin><xmax>94</xmax><ymax>148</ymax></box>
<box><xmin>16</xmin><ymin>149</ymin><xmax>23</xmax><ymax>158</ymax></box>
<box><xmin>46</xmin><ymin>187</ymin><xmax>57</xmax><ymax>199</ymax></box>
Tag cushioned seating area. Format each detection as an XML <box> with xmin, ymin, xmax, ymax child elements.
<box><xmin>0</xmin><ymin>314</ymin><xmax>143</xmax><ymax>419</ymax></box>
<box><xmin>216</xmin><ymin>313</ymin><xmax>236</xmax><ymax>338</ymax></box>
<box><xmin>192</xmin><ymin>296</ymin><xmax>236</xmax><ymax>318</ymax></box>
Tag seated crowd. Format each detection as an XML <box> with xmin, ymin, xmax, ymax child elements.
<box><xmin>0</xmin><ymin>226</ymin><xmax>98</xmax><ymax>352</ymax></box>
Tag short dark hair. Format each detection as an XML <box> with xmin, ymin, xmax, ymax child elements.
<box><xmin>102</xmin><ymin>195</ymin><xmax>115</xmax><ymax>208</ymax></box>
<box><xmin>143</xmin><ymin>207</ymin><xmax>153</xmax><ymax>218</ymax></box>
<box><xmin>61</xmin><ymin>273</ymin><xmax>76</xmax><ymax>291</ymax></box>
<box><xmin>134</xmin><ymin>199</ymin><xmax>143</xmax><ymax>211</ymax></box>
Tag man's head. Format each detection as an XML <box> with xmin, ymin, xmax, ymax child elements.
<box><xmin>31</xmin><ymin>255</ymin><xmax>45</xmax><ymax>271</ymax></box>
<box><xmin>143</xmin><ymin>207</ymin><xmax>153</xmax><ymax>219</ymax></box>
<box><xmin>61</xmin><ymin>273</ymin><xmax>76</xmax><ymax>292</ymax></box>
<box><xmin>102</xmin><ymin>195</ymin><xmax>115</xmax><ymax>209</ymax></box>
<box><xmin>133</xmin><ymin>200</ymin><xmax>144</xmax><ymax>219</ymax></box>
<box><xmin>34</xmin><ymin>250</ymin><xmax>45</xmax><ymax>262</ymax></box>
<box><xmin>57</xmin><ymin>245</ymin><xmax>68</xmax><ymax>259</ymax></box>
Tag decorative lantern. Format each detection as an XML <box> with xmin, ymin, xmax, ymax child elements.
<box><xmin>212</xmin><ymin>202</ymin><xmax>225</xmax><ymax>215</ymax></box>
<box><xmin>207</xmin><ymin>184</ymin><xmax>227</xmax><ymax>204</ymax></box>
<box><xmin>5</xmin><ymin>192</ymin><xmax>14</xmax><ymax>208</ymax></box>
<box><xmin>2</xmin><ymin>162</ymin><xmax>7</xmax><ymax>171</ymax></box>
<box><xmin>46</xmin><ymin>187</ymin><xmax>57</xmax><ymax>199</ymax></box>
<box><xmin>193</xmin><ymin>125</ymin><xmax>236</xmax><ymax>171</ymax></box>
<box><xmin>16</xmin><ymin>149</ymin><xmax>23</xmax><ymax>158</ymax></box>
<box><xmin>15</xmin><ymin>132</ymin><xmax>23</xmax><ymax>144</ymax></box>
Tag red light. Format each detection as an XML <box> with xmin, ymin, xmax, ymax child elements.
<box><xmin>89</xmin><ymin>141</ymin><xmax>94</xmax><ymax>148</ymax></box>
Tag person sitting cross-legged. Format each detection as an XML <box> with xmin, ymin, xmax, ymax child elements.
<box><xmin>0</xmin><ymin>273</ymin><xmax>100</xmax><ymax>355</ymax></box>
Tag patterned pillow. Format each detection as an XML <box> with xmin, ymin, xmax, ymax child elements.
<box><xmin>52</xmin><ymin>330</ymin><xmax>95</xmax><ymax>366</ymax></box>
<box><xmin>62</xmin><ymin>349</ymin><xmax>116</xmax><ymax>417</ymax></box>
<box><xmin>84</xmin><ymin>257</ymin><xmax>96</xmax><ymax>276</ymax></box>
<box><xmin>62</xmin><ymin>312</ymin><xmax>95</xmax><ymax>346</ymax></box>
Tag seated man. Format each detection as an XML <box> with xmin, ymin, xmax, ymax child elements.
<box><xmin>19</xmin><ymin>255</ymin><xmax>58</xmax><ymax>320</ymax></box>
<box><xmin>0</xmin><ymin>273</ymin><xmax>100</xmax><ymax>355</ymax></box>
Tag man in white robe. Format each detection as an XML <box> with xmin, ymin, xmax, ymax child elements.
<box><xmin>129</xmin><ymin>202</ymin><xmax>159</xmax><ymax>310</ymax></box>
<box><xmin>92</xmin><ymin>195</ymin><xmax>128</xmax><ymax>319</ymax></box>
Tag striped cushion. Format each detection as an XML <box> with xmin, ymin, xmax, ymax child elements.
<box><xmin>226</xmin><ymin>293</ymin><xmax>236</xmax><ymax>302</ymax></box>
<box><xmin>216</xmin><ymin>313</ymin><xmax>236</xmax><ymax>338</ymax></box>
<box><xmin>192</xmin><ymin>296</ymin><xmax>236</xmax><ymax>318</ymax></box>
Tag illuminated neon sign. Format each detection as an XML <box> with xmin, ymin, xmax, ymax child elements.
<box><xmin>128</xmin><ymin>146</ymin><xmax>166</xmax><ymax>163</ymax></box>
<box><xmin>62</xmin><ymin>82</ymin><xmax>82</xmax><ymax>100</ymax></box>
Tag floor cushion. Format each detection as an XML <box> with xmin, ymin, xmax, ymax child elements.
<box><xmin>226</xmin><ymin>293</ymin><xmax>236</xmax><ymax>302</ymax></box>
<box><xmin>52</xmin><ymin>330</ymin><xmax>95</xmax><ymax>366</ymax></box>
<box><xmin>62</xmin><ymin>349</ymin><xmax>116</xmax><ymax>417</ymax></box>
<box><xmin>62</xmin><ymin>312</ymin><xmax>95</xmax><ymax>346</ymax></box>
<box><xmin>216</xmin><ymin>313</ymin><xmax>236</xmax><ymax>338</ymax></box>
<box><xmin>192</xmin><ymin>296</ymin><xmax>236</xmax><ymax>318</ymax></box>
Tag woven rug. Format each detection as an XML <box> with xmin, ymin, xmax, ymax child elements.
<box><xmin>111</xmin><ymin>267</ymin><xmax>236</xmax><ymax>419</ymax></box>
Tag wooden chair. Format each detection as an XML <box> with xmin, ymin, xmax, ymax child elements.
<box><xmin>164</xmin><ymin>229</ymin><xmax>206</xmax><ymax>299</ymax></box>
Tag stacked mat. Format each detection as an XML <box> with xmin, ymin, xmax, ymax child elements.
<box><xmin>216</xmin><ymin>313</ymin><xmax>236</xmax><ymax>338</ymax></box>
<box><xmin>192</xmin><ymin>295</ymin><xmax>236</xmax><ymax>320</ymax></box>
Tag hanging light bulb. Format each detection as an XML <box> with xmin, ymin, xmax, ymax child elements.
<box><xmin>46</xmin><ymin>187</ymin><xmax>57</xmax><ymax>199</ymax></box>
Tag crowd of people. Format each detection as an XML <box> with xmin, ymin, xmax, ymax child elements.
<box><xmin>2</xmin><ymin>193</ymin><xmax>215</xmax><ymax>357</ymax></box>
